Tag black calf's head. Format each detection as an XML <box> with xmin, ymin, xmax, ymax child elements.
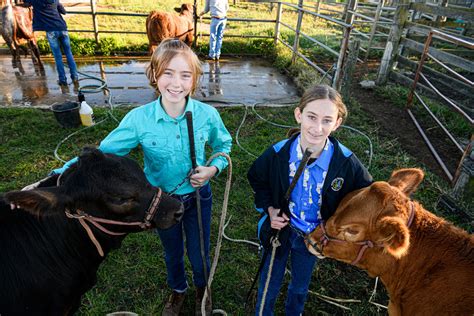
<box><xmin>4</xmin><ymin>148</ymin><xmax>183</xmax><ymax>230</ymax></box>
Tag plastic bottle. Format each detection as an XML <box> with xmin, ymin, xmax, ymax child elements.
<box><xmin>79</xmin><ymin>100</ymin><xmax>95</xmax><ymax>126</ymax></box>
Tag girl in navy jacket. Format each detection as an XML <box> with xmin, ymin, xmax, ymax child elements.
<box><xmin>248</xmin><ymin>84</ymin><xmax>372</xmax><ymax>315</ymax></box>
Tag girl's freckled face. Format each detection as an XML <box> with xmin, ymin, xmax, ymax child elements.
<box><xmin>294</xmin><ymin>99</ymin><xmax>342</xmax><ymax>149</ymax></box>
<box><xmin>157</xmin><ymin>54</ymin><xmax>194</xmax><ymax>109</ymax></box>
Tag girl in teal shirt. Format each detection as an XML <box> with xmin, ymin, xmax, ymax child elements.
<box><xmin>51</xmin><ymin>39</ymin><xmax>232</xmax><ymax>315</ymax></box>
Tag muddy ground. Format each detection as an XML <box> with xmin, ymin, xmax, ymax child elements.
<box><xmin>350</xmin><ymin>71</ymin><xmax>465</xmax><ymax>182</ymax></box>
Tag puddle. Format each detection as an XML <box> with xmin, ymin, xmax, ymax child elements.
<box><xmin>0</xmin><ymin>55</ymin><xmax>299</xmax><ymax>107</ymax></box>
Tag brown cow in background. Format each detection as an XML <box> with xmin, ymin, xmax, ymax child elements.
<box><xmin>145</xmin><ymin>3</ymin><xmax>194</xmax><ymax>54</ymax></box>
<box><xmin>307</xmin><ymin>168</ymin><xmax>474</xmax><ymax>316</ymax></box>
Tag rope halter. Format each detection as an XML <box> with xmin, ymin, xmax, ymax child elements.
<box><xmin>317</xmin><ymin>202</ymin><xmax>415</xmax><ymax>265</ymax></box>
<box><xmin>65</xmin><ymin>188</ymin><xmax>163</xmax><ymax>257</ymax></box>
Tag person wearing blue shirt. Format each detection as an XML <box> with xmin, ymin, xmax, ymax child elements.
<box><xmin>24</xmin><ymin>0</ymin><xmax>78</xmax><ymax>86</ymax></box>
<box><xmin>247</xmin><ymin>85</ymin><xmax>372</xmax><ymax>315</ymax></box>
<box><xmin>41</xmin><ymin>39</ymin><xmax>231</xmax><ymax>316</ymax></box>
<box><xmin>199</xmin><ymin>0</ymin><xmax>229</xmax><ymax>61</ymax></box>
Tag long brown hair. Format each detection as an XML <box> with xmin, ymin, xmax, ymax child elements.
<box><xmin>287</xmin><ymin>84</ymin><xmax>347</xmax><ymax>137</ymax></box>
<box><xmin>145</xmin><ymin>39</ymin><xmax>202</xmax><ymax>95</ymax></box>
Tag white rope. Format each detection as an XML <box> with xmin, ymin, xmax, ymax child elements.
<box><xmin>201</xmin><ymin>152</ymin><xmax>232</xmax><ymax>316</ymax></box>
<box><xmin>258</xmin><ymin>238</ymin><xmax>280</xmax><ymax>316</ymax></box>
<box><xmin>223</xmin><ymin>216</ymin><xmax>260</xmax><ymax>248</ymax></box>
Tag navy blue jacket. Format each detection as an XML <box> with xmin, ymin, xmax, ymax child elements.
<box><xmin>24</xmin><ymin>0</ymin><xmax>67</xmax><ymax>32</ymax></box>
<box><xmin>247</xmin><ymin>133</ymin><xmax>372</xmax><ymax>245</ymax></box>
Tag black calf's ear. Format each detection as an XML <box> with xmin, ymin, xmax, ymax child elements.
<box><xmin>4</xmin><ymin>187</ymin><xmax>69</xmax><ymax>217</ymax></box>
<box><xmin>80</xmin><ymin>146</ymin><xmax>102</xmax><ymax>157</ymax></box>
<box><xmin>78</xmin><ymin>147</ymin><xmax>104</xmax><ymax>166</ymax></box>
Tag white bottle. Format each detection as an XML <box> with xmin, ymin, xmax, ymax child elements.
<box><xmin>79</xmin><ymin>101</ymin><xmax>95</xmax><ymax>126</ymax></box>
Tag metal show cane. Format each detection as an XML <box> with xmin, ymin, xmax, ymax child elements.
<box><xmin>185</xmin><ymin>111</ymin><xmax>212</xmax><ymax>306</ymax></box>
<box><xmin>249</xmin><ymin>147</ymin><xmax>314</xmax><ymax>314</ymax></box>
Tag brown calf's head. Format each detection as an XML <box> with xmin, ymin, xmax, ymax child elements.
<box><xmin>4</xmin><ymin>148</ymin><xmax>184</xmax><ymax>231</ymax></box>
<box><xmin>307</xmin><ymin>168</ymin><xmax>424</xmax><ymax>265</ymax></box>
<box><xmin>174</xmin><ymin>3</ymin><xmax>194</xmax><ymax>15</ymax></box>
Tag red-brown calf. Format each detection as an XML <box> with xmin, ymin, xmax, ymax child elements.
<box><xmin>145</xmin><ymin>3</ymin><xmax>194</xmax><ymax>54</ymax></box>
<box><xmin>307</xmin><ymin>168</ymin><xmax>474</xmax><ymax>315</ymax></box>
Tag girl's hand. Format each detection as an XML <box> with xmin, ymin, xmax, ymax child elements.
<box><xmin>268</xmin><ymin>206</ymin><xmax>289</xmax><ymax>230</ymax></box>
<box><xmin>190</xmin><ymin>166</ymin><xmax>218</xmax><ymax>188</ymax></box>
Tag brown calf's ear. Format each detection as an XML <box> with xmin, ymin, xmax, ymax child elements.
<box><xmin>4</xmin><ymin>187</ymin><xmax>67</xmax><ymax>217</ymax></box>
<box><xmin>375</xmin><ymin>216</ymin><xmax>410</xmax><ymax>259</ymax></box>
<box><xmin>388</xmin><ymin>168</ymin><xmax>424</xmax><ymax>196</ymax></box>
<box><xmin>174</xmin><ymin>7</ymin><xmax>181</xmax><ymax>13</ymax></box>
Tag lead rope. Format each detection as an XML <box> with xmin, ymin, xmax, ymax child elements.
<box><xmin>258</xmin><ymin>236</ymin><xmax>280</xmax><ymax>316</ymax></box>
<box><xmin>201</xmin><ymin>152</ymin><xmax>232</xmax><ymax>316</ymax></box>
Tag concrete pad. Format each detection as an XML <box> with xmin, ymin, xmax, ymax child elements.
<box><xmin>0</xmin><ymin>55</ymin><xmax>299</xmax><ymax>108</ymax></box>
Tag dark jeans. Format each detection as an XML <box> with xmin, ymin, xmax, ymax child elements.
<box><xmin>157</xmin><ymin>183</ymin><xmax>212</xmax><ymax>292</ymax></box>
<box><xmin>256</xmin><ymin>230</ymin><xmax>318</xmax><ymax>315</ymax></box>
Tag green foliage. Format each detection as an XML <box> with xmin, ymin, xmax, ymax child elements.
<box><xmin>37</xmin><ymin>35</ymin><xmax>149</xmax><ymax>56</ymax></box>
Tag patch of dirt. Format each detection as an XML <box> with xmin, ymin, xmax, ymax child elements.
<box><xmin>350</xmin><ymin>67</ymin><xmax>462</xmax><ymax>181</ymax></box>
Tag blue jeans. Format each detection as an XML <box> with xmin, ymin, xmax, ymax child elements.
<box><xmin>157</xmin><ymin>183</ymin><xmax>212</xmax><ymax>292</ymax></box>
<box><xmin>209</xmin><ymin>17</ymin><xmax>227</xmax><ymax>59</ymax></box>
<box><xmin>256</xmin><ymin>231</ymin><xmax>318</xmax><ymax>316</ymax></box>
<box><xmin>46</xmin><ymin>31</ymin><xmax>78</xmax><ymax>84</ymax></box>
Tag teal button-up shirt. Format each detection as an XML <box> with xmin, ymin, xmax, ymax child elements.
<box><xmin>53</xmin><ymin>97</ymin><xmax>232</xmax><ymax>195</ymax></box>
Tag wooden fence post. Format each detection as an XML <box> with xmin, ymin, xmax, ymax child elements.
<box><xmin>452</xmin><ymin>136</ymin><xmax>473</xmax><ymax>205</ymax></box>
<box><xmin>341</xmin><ymin>39</ymin><xmax>360</xmax><ymax>100</ymax></box>
<box><xmin>314</xmin><ymin>0</ymin><xmax>321</xmax><ymax>15</ymax></box>
<box><xmin>376</xmin><ymin>0</ymin><xmax>410</xmax><ymax>85</ymax></box>
<box><xmin>193</xmin><ymin>0</ymin><xmax>198</xmax><ymax>48</ymax></box>
<box><xmin>291</xmin><ymin>0</ymin><xmax>304</xmax><ymax>65</ymax></box>
<box><xmin>274</xmin><ymin>1</ymin><xmax>282</xmax><ymax>46</ymax></box>
<box><xmin>333</xmin><ymin>0</ymin><xmax>357</xmax><ymax>90</ymax></box>
<box><xmin>365</xmin><ymin>0</ymin><xmax>385</xmax><ymax>62</ymax></box>
<box><xmin>342</xmin><ymin>0</ymin><xmax>358</xmax><ymax>24</ymax></box>
<box><xmin>90</xmin><ymin>0</ymin><xmax>99</xmax><ymax>46</ymax></box>
<box><xmin>434</xmin><ymin>0</ymin><xmax>448</xmax><ymax>22</ymax></box>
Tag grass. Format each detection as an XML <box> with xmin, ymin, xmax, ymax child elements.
<box><xmin>0</xmin><ymin>95</ymin><xmax>464</xmax><ymax>314</ymax></box>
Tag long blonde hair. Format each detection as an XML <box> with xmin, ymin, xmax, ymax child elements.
<box><xmin>145</xmin><ymin>39</ymin><xmax>202</xmax><ymax>95</ymax></box>
<box><xmin>288</xmin><ymin>84</ymin><xmax>347</xmax><ymax>137</ymax></box>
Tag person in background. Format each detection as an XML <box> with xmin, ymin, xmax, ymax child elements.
<box><xmin>199</xmin><ymin>0</ymin><xmax>229</xmax><ymax>61</ymax></box>
<box><xmin>23</xmin><ymin>0</ymin><xmax>78</xmax><ymax>86</ymax></box>
<box><xmin>247</xmin><ymin>84</ymin><xmax>372</xmax><ymax>315</ymax></box>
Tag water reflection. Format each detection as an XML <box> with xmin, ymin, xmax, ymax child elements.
<box><xmin>208</xmin><ymin>61</ymin><xmax>223</xmax><ymax>96</ymax></box>
<box><xmin>0</xmin><ymin>60</ymin><xmax>49</xmax><ymax>104</ymax></box>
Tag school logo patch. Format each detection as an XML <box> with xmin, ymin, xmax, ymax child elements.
<box><xmin>331</xmin><ymin>177</ymin><xmax>344</xmax><ymax>191</ymax></box>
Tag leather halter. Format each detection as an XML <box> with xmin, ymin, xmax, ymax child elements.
<box><xmin>317</xmin><ymin>202</ymin><xmax>415</xmax><ymax>265</ymax></box>
<box><xmin>65</xmin><ymin>188</ymin><xmax>163</xmax><ymax>257</ymax></box>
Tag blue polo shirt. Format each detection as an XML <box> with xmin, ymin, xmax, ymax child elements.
<box><xmin>24</xmin><ymin>0</ymin><xmax>68</xmax><ymax>32</ymax></box>
<box><xmin>52</xmin><ymin>97</ymin><xmax>232</xmax><ymax>195</ymax></box>
<box><xmin>288</xmin><ymin>135</ymin><xmax>334</xmax><ymax>234</ymax></box>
